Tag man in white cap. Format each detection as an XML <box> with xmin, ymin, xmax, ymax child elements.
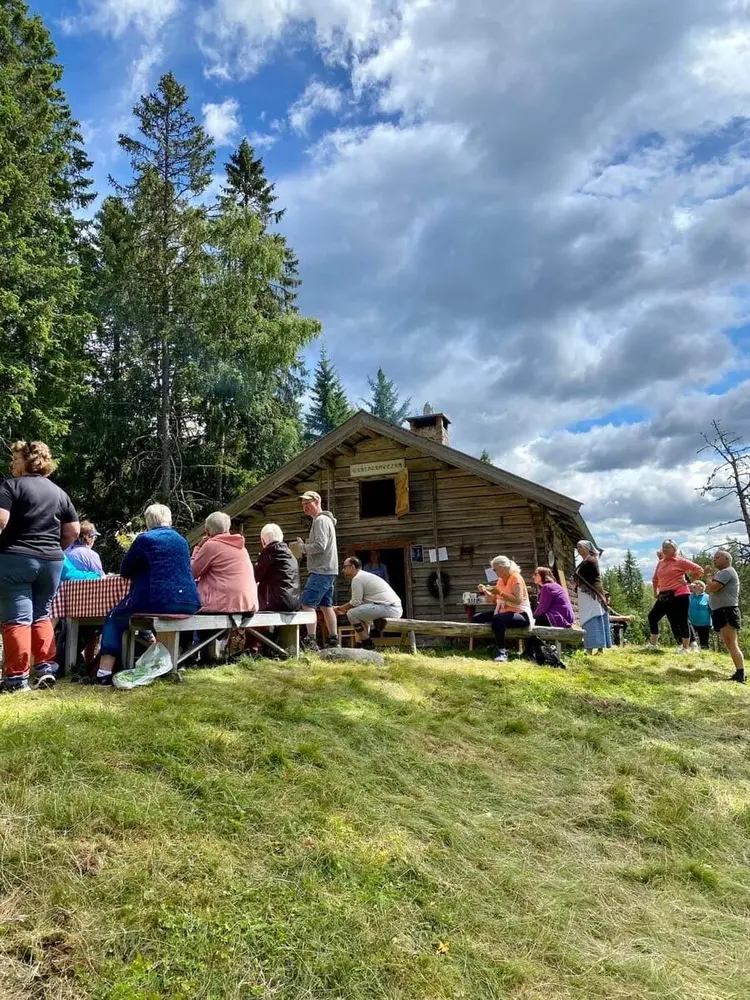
<box><xmin>296</xmin><ymin>491</ymin><xmax>339</xmax><ymax>651</ymax></box>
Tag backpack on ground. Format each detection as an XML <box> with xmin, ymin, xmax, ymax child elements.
<box><xmin>533</xmin><ymin>641</ymin><xmax>566</xmax><ymax>669</ymax></box>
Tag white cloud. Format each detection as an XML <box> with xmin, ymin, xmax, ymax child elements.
<box><xmin>82</xmin><ymin>0</ymin><xmax>179</xmax><ymax>38</ymax></box>
<box><xmin>289</xmin><ymin>81</ymin><xmax>344</xmax><ymax>134</ymax></box>
<box><xmin>202</xmin><ymin>98</ymin><xmax>242</xmax><ymax>146</ymax></box>
<box><xmin>197</xmin><ymin>0</ymin><xmax>400</xmax><ymax>78</ymax></box>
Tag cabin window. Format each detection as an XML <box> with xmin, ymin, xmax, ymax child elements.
<box><xmin>359</xmin><ymin>478</ymin><xmax>397</xmax><ymax>519</ymax></box>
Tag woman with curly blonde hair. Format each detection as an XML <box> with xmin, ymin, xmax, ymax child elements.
<box><xmin>0</xmin><ymin>442</ymin><xmax>80</xmax><ymax>692</ymax></box>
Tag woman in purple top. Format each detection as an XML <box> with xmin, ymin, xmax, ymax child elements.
<box><xmin>533</xmin><ymin>567</ymin><xmax>575</xmax><ymax>628</ymax></box>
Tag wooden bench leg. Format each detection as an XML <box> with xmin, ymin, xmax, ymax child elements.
<box><xmin>409</xmin><ymin>631</ymin><xmax>417</xmax><ymax>655</ymax></box>
<box><xmin>155</xmin><ymin>631</ymin><xmax>181</xmax><ymax>677</ymax></box>
<box><xmin>278</xmin><ymin>625</ymin><xmax>300</xmax><ymax>658</ymax></box>
<box><xmin>65</xmin><ymin>619</ymin><xmax>79</xmax><ymax>673</ymax></box>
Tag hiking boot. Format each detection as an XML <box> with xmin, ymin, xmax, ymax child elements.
<box><xmin>301</xmin><ymin>635</ymin><xmax>320</xmax><ymax>654</ymax></box>
<box><xmin>727</xmin><ymin>669</ymin><xmax>746</xmax><ymax>684</ymax></box>
<box><xmin>326</xmin><ymin>634</ymin><xmax>341</xmax><ymax>648</ymax></box>
<box><xmin>356</xmin><ymin>638</ymin><xmax>375</xmax><ymax>651</ymax></box>
<box><xmin>373</xmin><ymin>618</ymin><xmax>387</xmax><ymax>633</ymax></box>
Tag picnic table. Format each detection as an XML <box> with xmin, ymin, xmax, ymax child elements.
<box><xmin>51</xmin><ymin>576</ymin><xmax>131</xmax><ymax>672</ymax></box>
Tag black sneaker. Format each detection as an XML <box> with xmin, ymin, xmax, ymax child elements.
<box><xmin>30</xmin><ymin>673</ymin><xmax>57</xmax><ymax>691</ymax></box>
<box><xmin>356</xmin><ymin>638</ymin><xmax>375</xmax><ymax>651</ymax></box>
<box><xmin>373</xmin><ymin>618</ymin><xmax>387</xmax><ymax>633</ymax></box>
<box><xmin>0</xmin><ymin>679</ymin><xmax>32</xmax><ymax>695</ymax></box>
<box><xmin>301</xmin><ymin>636</ymin><xmax>320</xmax><ymax>653</ymax></box>
<box><xmin>326</xmin><ymin>635</ymin><xmax>341</xmax><ymax>648</ymax></box>
<box><xmin>728</xmin><ymin>669</ymin><xmax>746</xmax><ymax>684</ymax></box>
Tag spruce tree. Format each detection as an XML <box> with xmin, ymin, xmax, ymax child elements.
<box><xmin>222</xmin><ymin>138</ymin><xmax>300</xmax><ymax>310</ymax></box>
<box><xmin>366</xmin><ymin>368</ymin><xmax>411</xmax><ymax>425</ymax></box>
<box><xmin>0</xmin><ymin>0</ymin><xmax>95</xmax><ymax>444</ymax></box>
<box><xmin>479</xmin><ymin>449</ymin><xmax>492</xmax><ymax>463</ymax></box>
<box><xmin>620</xmin><ymin>550</ymin><xmax>645</xmax><ymax>611</ymax></box>
<box><xmin>113</xmin><ymin>72</ymin><xmax>214</xmax><ymax>497</ymax></box>
<box><xmin>306</xmin><ymin>348</ymin><xmax>353</xmax><ymax>439</ymax></box>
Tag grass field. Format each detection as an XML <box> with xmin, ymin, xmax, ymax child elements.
<box><xmin>0</xmin><ymin>646</ymin><xmax>748</xmax><ymax>1000</ymax></box>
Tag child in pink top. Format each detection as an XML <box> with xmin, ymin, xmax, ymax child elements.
<box><xmin>647</xmin><ymin>539</ymin><xmax>703</xmax><ymax>651</ymax></box>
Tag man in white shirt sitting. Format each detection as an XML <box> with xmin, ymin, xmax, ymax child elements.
<box><xmin>334</xmin><ymin>556</ymin><xmax>403</xmax><ymax>648</ymax></box>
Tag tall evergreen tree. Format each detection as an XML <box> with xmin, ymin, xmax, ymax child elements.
<box><xmin>112</xmin><ymin>72</ymin><xmax>213</xmax><ymax>497</ymax></box>
<box><xmin>0</xmin><ymin>0</ymin><xmax>95</xmax><ymax>445</ymax></box>
<box><xmin>620</xmin><ymin>550</ymin><xmax>645</xmax><ymax>611</ymax></box>
<box><xmin>479</xmin><ymin>449</ymin><xmax>492</xmax><ymax>463</ymax></box>
<box><xmin>306</xmin><ymin>348</ymin><xmax>353</xmax><ymax>439</ymax></box>
<box><xmin>222</xmin><ymin>137</ymin><xmax>300</xmax><ymax>310</ymax></box>
<box><xmin>366</xmin><ymin>368</ymin><xmax>411</xmax><ymax>426</ymax></box>
<box><xmin>65</xmin><ymin>76</ymin><xmax>320</xmax><ymax>528</ymax></box>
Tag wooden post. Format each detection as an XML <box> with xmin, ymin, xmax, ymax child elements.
<box><xmin>278</xmin><ymin>624</ymin><xmax>300</xmax><ymax>658</ymax></box>
<box><xmin>431</xmin><ymin>471</ymin><xmax>445</xmax><ymax>617</ymax></box>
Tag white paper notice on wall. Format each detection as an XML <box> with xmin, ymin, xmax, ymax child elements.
<box><xmin>485</xmin><ymin>568</ymin><xmax>498</xmax><ymax>583</ymax></box>
<box><xmin>438</xmin><ymin>547</ymin><xmax>448</xmax><ymax>562</ymax></box>
<box><xmin>428</xmin><ymin>548</ymin><xmax>437</xmax><ymax>563</ymax></box>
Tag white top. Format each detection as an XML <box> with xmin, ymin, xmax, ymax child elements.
<box><xmin>350</xmin><ymin>570</ymin><xmax>402</xmax><ymax>608</ymax></box>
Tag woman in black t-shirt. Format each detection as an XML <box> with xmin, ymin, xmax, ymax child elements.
<box><xmin>0</xmin><ymin>441</ymin><xmax>79</xmax><ymax>693</ymax></box>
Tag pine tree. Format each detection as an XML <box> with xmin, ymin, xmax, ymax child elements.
<box><xmin>306</xmin><ymin>348</ymin><xmax>353</xmax><ymax>439</ymax></box>
<box><xmin>366</xmin><ymin>368</ymin><xmax>411</xmax><ymax>425</ymax></box>
<box><xmin>601</xmin><ymin>568</ymin><xmax>626</xmax><ymax>612</ymax></box>
<box><xmin>113</xmin><ymin>72</ymin><xmax>214</xmax><ymax>497</ymax></box>
<box><xmin>222</xmin><ymin>138</ymin><xmax>300</xmax><ymax>310</ymax></box>
<box><xmin>0</xmin><ymin>0</ymin><xmax>95</xmax><ymax>445</ymax></box>
<box><xmin>479</xmin><ymin>449</ymin><xmax>492</xmax><ymax>463</ymax></box>
<box><xmin>620</xmin><ymin>550</ymin><xmax>645</xmax><ymax>611</ymax></box>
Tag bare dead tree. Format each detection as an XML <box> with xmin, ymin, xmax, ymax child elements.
<box><xmin>699</xmin><ymin>421</ymin><xmax>750</xmax><ymax>558</ymax></box>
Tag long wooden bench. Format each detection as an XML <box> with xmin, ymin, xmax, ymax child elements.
<box><xmin>125</xmin><ymin>611</ymin><xmax>318</xmax><ymax>673</ymax></box>
<box><xmin>383</xmin><ymin>618</ymin><xmax>584</xmax><ymax>655</ymax></box>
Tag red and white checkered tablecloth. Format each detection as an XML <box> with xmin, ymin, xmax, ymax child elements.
<box><xmin>50</xmin><ymin>576</ymin><xmax>131</xmax><ymax>620</ymax></box>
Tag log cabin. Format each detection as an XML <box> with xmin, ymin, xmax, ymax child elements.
<box><xmin>214</xmin><ymin>410</ymin><xmax>595</xmax><ymax>620</ymax></box>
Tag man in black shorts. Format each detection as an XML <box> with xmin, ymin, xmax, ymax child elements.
<box><xmin>706</xmin><ymin>550</ymin><xmax>745</xmax><ymax>683</ymax></box>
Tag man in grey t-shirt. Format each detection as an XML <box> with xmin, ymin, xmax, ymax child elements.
<box><xmin>706</xmin><ymin>550</ymin><xmax>744</xmax><ymax>683</ymax></box>
<box><xmin>334</xmin><ymin>556</ymin><xmax>403</xmax><ymax>648</ymax></box>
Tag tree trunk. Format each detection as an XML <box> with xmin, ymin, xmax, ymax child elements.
<box><xmin>159</xmin><ymin>332</ymin><xmax>171</xmax><ymax>495</ymax></box>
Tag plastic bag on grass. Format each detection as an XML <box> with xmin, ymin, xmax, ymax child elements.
<box><xmin>113</xmin><ymin>642</ymin><xmax>174</xmax><ymax>690</ymax></box>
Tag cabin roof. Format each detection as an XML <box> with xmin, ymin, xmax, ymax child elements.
<box><xmin>216</xmin><ymin>410</ymin><xmax>596</xmax><ymax>544</ymax></box>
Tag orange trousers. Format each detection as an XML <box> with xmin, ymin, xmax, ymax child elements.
<box><xmin>1</xmin><ymin>620</ymin><xmax>57</xmax><ymax>678</ymax></box>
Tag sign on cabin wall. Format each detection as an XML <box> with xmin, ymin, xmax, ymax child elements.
<box><xmin>350</xmin><ymin>459</ymin><xmax>405</xmax><ymax>478</ymax></box>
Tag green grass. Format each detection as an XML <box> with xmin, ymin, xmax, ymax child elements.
<box><xmin>0</xmin><ymin>646</ymin><xmax>748</xmax><ymax>1000</ymax></box>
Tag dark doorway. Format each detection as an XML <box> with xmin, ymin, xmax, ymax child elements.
<box><xmin>355</xmin><ymin>546</ymin><xmax>407</xmax><ymax>607</ymax></box>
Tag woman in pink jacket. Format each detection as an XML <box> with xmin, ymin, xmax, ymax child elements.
<box><xmin>191</xmin><ymin>512</ymin><xmax>258</xmax><ymax>613</ymax></box>
<box><xmin>647</xmin><ymin>539</ymin><xmax>703</xmax><ymax>652</ymax></box>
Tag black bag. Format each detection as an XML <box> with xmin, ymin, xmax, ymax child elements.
<box><xmin>534</xmin><ymin>641</ymin><xmax>566</xmax><ymax>669</ymax></box>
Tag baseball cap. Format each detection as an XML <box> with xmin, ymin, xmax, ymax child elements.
<box><xmin>299</xmin><ymin>490</ymin><xmax>322</xmax><ymax>503</ymax></box>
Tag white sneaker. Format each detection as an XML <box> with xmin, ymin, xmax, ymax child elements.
<box><xmin>676</xmin><ymin>647</ymin><xmax>690</xmax><ymax>655</ymax></box>
<box><xmin>494</xmin><ymin>650</ymin><xmax>508</xmax><ymax>663</ymax></box>
<box><xmin>690</xmin><ymin>643</ymin><xmax>699</xmax><ymax>652</ymax></box>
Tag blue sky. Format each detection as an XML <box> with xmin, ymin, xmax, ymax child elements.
<box><xmin>31</xmin><ymin>0</ymin><xmax>750</xmax><ymax>570</ymax></box>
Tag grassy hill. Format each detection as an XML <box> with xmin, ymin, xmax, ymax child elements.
<box><xmin>0</xmin><ymin>648</ymin><xmax>747</xmax><ymax>1000</ymax></box>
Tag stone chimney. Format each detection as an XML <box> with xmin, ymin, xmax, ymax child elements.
<box><xmin>407</xmin><ymin>409</ymin><xmax>451</xmax><ymax>446</ymax></box>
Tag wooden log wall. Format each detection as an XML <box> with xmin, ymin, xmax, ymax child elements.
<box><xmin>239</xmin><ymin>434</ymin><xmax>578</xmax><ymax>621</ymax></box>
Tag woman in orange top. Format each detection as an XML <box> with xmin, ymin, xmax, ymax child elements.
<box><xmin>478</xmin><ymin>555</ymin><xmax>534</xmax><ymax>663</ymax></box>
<box><xmin>647</xmin><ymin>538</ymin><xmax>703</xmax><ymax>652</ymax></box>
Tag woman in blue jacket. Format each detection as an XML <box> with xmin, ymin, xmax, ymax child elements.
<box><xmin>94</xmin><ymin>504</ymin><xmax>199</xmax><ymax>683</ymax></box>
<box><xmin>689</xmin><ymin>580</ymin><xmax>711</xmax><ymax>650</ymax></box>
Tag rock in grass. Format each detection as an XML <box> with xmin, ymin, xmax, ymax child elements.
<box><xmin>317</xmin><ymin>646</ymin><xmax>385</xmax><ymax>666</ymax></box>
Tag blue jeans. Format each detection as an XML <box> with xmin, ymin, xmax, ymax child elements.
<box><xmin>100</xmin><ymin>598</ymin><xmax>134</xmax><ymax>659</ymax></box>
<box><xmin>0</xmin><ymin>553</ymin><xmax>63</xmax><ymax>624</ymax></box>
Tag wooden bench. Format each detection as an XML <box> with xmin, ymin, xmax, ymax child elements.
<box><xmin>125</xmin><ymin>611</ymin><xmax>317</xmax><ymax>673</ymax></box>
<box><xmin>383</xmin><ymin>618</ymin><xmax>584</xmax><ymax>655</ymax></box>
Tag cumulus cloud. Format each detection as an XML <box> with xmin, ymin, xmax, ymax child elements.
<box><xmin>202</xmin><ymin>98</ymin><xmax>242</xmax><ymax>146</ymax></box>
<box><xmin>289</xmin><ymin>81</ymin><xmax>344</xmax><ymax>135</ymax></box>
